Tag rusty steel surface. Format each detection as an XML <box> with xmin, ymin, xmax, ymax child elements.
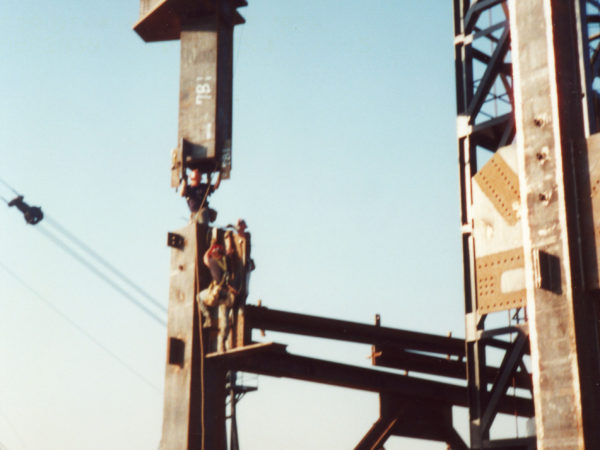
<box><xmin>161</xmin><ymin>222</ymin><xmax>229</xmax><ymax>450</ymax></box>
<box><xmin>475</xmin><ymin>247</ymin><xmax>526</xmax><ymax>313</ymax></box>
<box><xmin>242</xmin><ymin>304</ymin><xmax>465</xmax><ymax>356</ymax></box>
<box><xmin>135</xmin><ymin>0</ymin><xmax>246</xmax><ymax>184</ymax></box>
<box><xmin>474</xmin><ymin>151</ymin><xmax>521</xmax><ymax>226</ymax></box>
<box><xmin>472</xmin><ymin>145</ymin><xmax>527</xmax><ymax>315</ymax></box>
<box><xmin>161</xmin><ymin>223</ymin><xmax>198</xmax><ymax>450</ymax></box>
<box><xmin>134</xmin><ymin>0</ymin><xmax>247</xmax><ymax>42</ymax></box>
<box><xmin>161</xmin><ymin>221</ymin><xmax>253</xmax><ymax>449</ymax></box>
<box><xmin>179</xmin><ymin>22</ymin><xmax>219</xmax><ymax>164</ymax></box>
<box><xmin>355</xmin><ymin>415</ymin><xmax>399</xmax><ymax>450</ymax></box>
<box><xmin>356</xmin><ymin>395</ymin><xmax>468</xmax><ymax>449</ymax></box>
<box><xmin>206</xmin><ymin>341</ymin><xmax>534</xmax><ymax>417</ymax></box>
<box><xmin>373</xmin><ymin>345</ymin><xmax>532</xmax><ymax>390</ymax></box>
<box><xmin>510</xmin><ymin>0</ymin><xmax>600</xmax><ymax>447</ymax></box>
<box><xmin>379</xmin><ymin>396</ymin><xmax>467</xmax><ymax>449</ymax></box>
<box><xmin>178</xmin><ymin>17</ymin><xmax>233</xmax><ymax>178</ymax></box>
<box><xmin>584</xmin><ymin>132</ymin><xmax>600</xmax><ymax>289</ymax></box>
<box><xmin>237</xmin><ymin>305</ymin><xmax>534</xmax><ymax>428</ymax></box>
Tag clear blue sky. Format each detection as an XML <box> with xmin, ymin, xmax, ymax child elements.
<box><xmin>0</xmin><ymin>1</ymin><xmax>467</xmax><ymax>449</ymax></box>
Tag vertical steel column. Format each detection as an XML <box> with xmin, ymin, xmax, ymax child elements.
<box><xmin>133</xmin><ymin>0</ymin><xmax>245</xmax><ymax>186</ymax></box>
<box><xmin>509</xmin><ymin>0</ymin><xmax>600</xmax><ymax>448</ymax></box>
<box><xmin>178</xmin><ymin>15</ymin><xmax>233</xmax><ymax>179</ymax></box>
<box><xmin>162</xmin><ymin>223</ymin><xmax>227</xmax><ymax>450</ymax></box>
<box><xmin>162</xmin><ymin>223</ymin><xmax>200</xmax><ymax>449</ymax></box>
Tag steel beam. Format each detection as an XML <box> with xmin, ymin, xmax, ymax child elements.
<box><xmin>466</xmin><ymin>27</ymin><xmax>510</xmax><ymax>120</ymax></box>
<box><xmin>480</xmin><ymin>332</ymin><xmax>528</xmax><ymax>435</ymax></box>
<box><xmin>482</xmin><ymin>437</ymin><xmax>536</xmax><ymax>449</ymax></box>
<box><xmin>509</xmin><ymin>0</ymin><xmax>600</xmax><ymax>447</ymax></box>
<box><xmin>355</xmin><ymin>395</ymin><xmax>468</xmax><ymax>449</ymax></box>
<box><xmin>242</xmin><ymin>305</ymin><xmax>465</xmax><ymax>356</ymax></box>
<box><xmin>354</xmin><ymin>415</ymin><xmax>399</xmax><ymax>450</ymax></box>
<box><xmin>373</xmin><ymin>345</ymin><xmax>531</xmax><ymax>390</ymax></box>
<box><xmin>465</xmin><ymin>0</ymin><xmax>507</xmax><ymax>32</ymax></box>
<box><xmin>134</xmin><ymin>0</ymin><xmax>247</xmax><ymax>42</ymax></box>
<box><xmin>207</xmin><ymin>342</ymin><xmax>534</xmax><ymax>417</ymax></box>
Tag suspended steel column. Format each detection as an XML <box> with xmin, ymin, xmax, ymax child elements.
<box><xmin>134</xmin><ymin>0</ymin><xmax>247</xmax><ymax>184</ymax></box>
<box><xmin>509</xmin><ymin>0</ymin><xmax>600</xmax><ymax>448</ymax></box>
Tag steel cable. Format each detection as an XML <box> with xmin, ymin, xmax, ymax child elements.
<box><xmin>37</xmin><ymin>225</ymin><xmax>167</xmax><ymax>327</ymax></box>
<box><xmin>0</xmin><ymin>259</ymin><xmax>161</xmax><ymax>393</ymax></box>
<box><xmin>44</xmin><ymin>215</ymin><xmax>167</xmax><ymax>314</ymax></box>
<box><xmin>0</xmin><ymin>176</ymin><xmax>166</xmax><ymax>324</ymax></box>
<box><xmin>0</xmin><ymin>176</ymin><xmax>19</xmax><ymax>196</ymax></box>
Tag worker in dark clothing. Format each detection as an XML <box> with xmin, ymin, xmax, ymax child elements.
<box><xmin>228</xmin><ymin>219</ymin><xmax>254</xmax><ymax>307</ymax></box>
<box><xmin>179</xmin><ymin>169</ymin><xmax>221</xmax><ymax>223</ymax></box>
<box><xmin>8</xmin><ymin>195</ymin><xmax>43</xmax><ymax>225</ymax></box>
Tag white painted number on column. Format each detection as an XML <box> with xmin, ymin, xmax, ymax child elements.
<box><xmin>195</xmin><ymin>76</ymin><xmax>212</xmax><ymax>105</ymax></box>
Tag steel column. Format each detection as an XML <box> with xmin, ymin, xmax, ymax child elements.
<box><xmin>162</xmin><ymin>223</ymin><xmax>228</xmax><ymax>450</ymax></box>
<box><xmin>509</xmin><ymin>0</ymin><xmax>600</xmax><ymax>447</ymax></box>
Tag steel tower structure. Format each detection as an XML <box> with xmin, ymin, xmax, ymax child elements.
<box><xmin>132</xmin><ymin>0</ymin><xmax>600</xmax><ymax>448</ymax></box>
<box><xmin>454</xmin><ymin>1</ymin><xmax>600</xmax><ymax>448</ymax></box>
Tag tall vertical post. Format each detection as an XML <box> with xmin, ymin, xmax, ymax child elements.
<box><xmin>163</xmin><ymin>223</ymin><xmax>228</xmax><ymax>450</ymax></box>
<box><xmin>509</xmin><ymin>0</ymin><xmax>600</xmax><ymax>447</ymax></box>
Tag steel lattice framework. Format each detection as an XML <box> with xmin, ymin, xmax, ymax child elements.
<box><xmin>580</xmin><ymin>0</ymin><xmax>600</xmax><ymax>133</ymax></box>
<box><xmin>454</xmin><ymin>3</ymin><xmax>530</xmax><ymax>446</ymax></box>
<box><xmin>455</xmin><ymin>1</ymin><xmax>600</xmax><ymax>448</ymax></box>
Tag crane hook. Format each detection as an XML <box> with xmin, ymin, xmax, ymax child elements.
<box><xmin>8</xmin><ymin>195</ymin><xmax>44</xmax><ymax>225</ymax></box>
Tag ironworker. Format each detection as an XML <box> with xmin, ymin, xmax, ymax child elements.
<box><xmin>228</xmin><ymin>218</ymin><xmax>254</xmax><ymax>306</ymax></box>
<box><xmin>236</xmin><ymin>218</ymin><xmax>249</xmax><ymax>239</ymax></box>
<box><xmin>8</xmin><ymin>195</ymin><xmax>43</xmax><ymax>225</ymax></box>
<box><xmin>179</xmin><ymin>169</ymin><xmax>221</xmax><ymax>223</ymax></box>
<box><xmin>198</xmin><ymin>241</ymin><xmax>237</xmax><ymax>351</ymax></box>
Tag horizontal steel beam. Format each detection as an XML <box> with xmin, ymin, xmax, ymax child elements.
<box><xmin>468</xmin><ymin>113</ymin><xmax>514</xmax><ymax>151</ymax></box>
<box><xmin>207</xmin><ymin>342</ymin><xmax>534</xmax><ymax>417</ymax></box>
<box><xmin>465</xmin><ymin>0</ymin><xmax>507</xmax><ymax>33</ymax></box>
<box><xmin>374</xmin><ymin>346</ymin><xmax>531</xmax><ymax>390</ymax></box>
<box><xmin>482</xmin><ymin>437</ymin><xmax>536</xmax><ymax>449</ymax></box>
<box><xmin>243</xmin><ymin>305</ymin><xmax>465</xmax><ymax>356</ymax></box>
